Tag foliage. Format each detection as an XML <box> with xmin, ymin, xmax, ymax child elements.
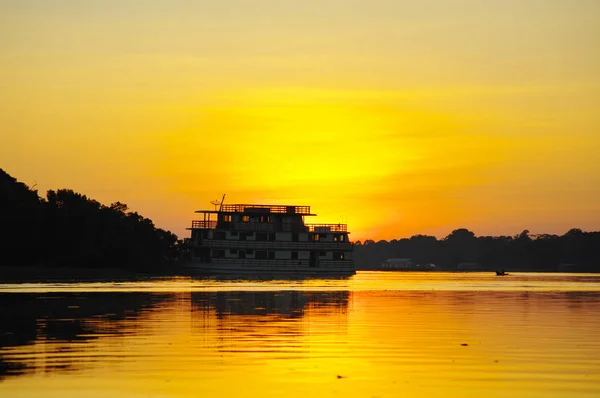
<box><xmin>354</xmin><ymin>228</ymin><xmax>600</xmax><ymax>272</ymax></box>
<box><xmin>1</xmin><ymin>169</ymin><xmax>179</xmax><ymax>271</ymax></box>
<box><xmin>0</xmin><ymin>169</ymin><xmax>44</xmax><ymax>266</ymax></box>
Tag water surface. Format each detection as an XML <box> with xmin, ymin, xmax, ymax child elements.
<box><xmin>1</xmin><ymin>272</ymin><xmax>599</xmax><ymax>397</ymax></box>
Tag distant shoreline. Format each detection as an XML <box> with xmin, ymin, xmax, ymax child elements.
<box><xmin>1</xmin><ymin>266</ymin><xmax>597</xmax><ymax>284</ymax></box>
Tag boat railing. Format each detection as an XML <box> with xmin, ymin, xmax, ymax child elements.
<box><xmin>198</xmin><ymin>240</ymin><xmax>353</xmax><ymax>251</ymax></box>
<box><xmin>219</xmin><ymin>204</ymin><xmax>312</xmax><ymax>215</ymax></box>
<box><xmin>210</xmin><ymin>258</ymin><xmax>354</xmax><ymax>268</ymax></box>
<box><xmin>306</xmin><ymin>223</ymin><xmax>347</xmax><ymax>232</ymax></box>
<box><xmin>191</xmin><ymin>221</ymin><xmax>347</xmax><ymax>233</ymax></box>
<box><xmin>191</xmin><ymin>220</ymin><xmax>217</xmax><ymax>229</ymax></box>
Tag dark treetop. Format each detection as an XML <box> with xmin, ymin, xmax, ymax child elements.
<box><xmin>0</xmin><ymin>169</ymin><xmax>182</xmax><ymax>273</ymax></box>
<box><xmin>354</xmin><ymin>228</ymin><xmax>600</xmax><ymax>272</ymax></box>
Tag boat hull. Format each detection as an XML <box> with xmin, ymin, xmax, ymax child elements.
<box><xmin>182</xmin><ymin>261</ymin><xmax>356</xmax><ymax>277</ymax></box>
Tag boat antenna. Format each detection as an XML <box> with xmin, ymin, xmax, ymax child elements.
<box><xmin>219</xmin><ymin>194</ymin><xmax>226</xmax><ymax>211</ymax></box>
<box><xmin>210</xmin><ymin>200</ymin><xmax>220</xmax><ymax>211</ymax></box>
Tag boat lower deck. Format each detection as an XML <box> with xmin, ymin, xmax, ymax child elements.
<box><xmin>182</xmin><ymin>260</ymin><xmax>356</xmax><ymax>276</ymax></box>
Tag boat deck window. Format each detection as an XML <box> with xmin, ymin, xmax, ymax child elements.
<box><xmin>334</xmin><ymin>234</ymin><xmax>345</xmax><ymax>242</ymax></box>
<box><xmin>256</xmin><ymin>251</ymin><xmax>267</xmax><ymax>259</ymax></box>
<box><xmin>212</xmin><ymin>249</ymin><xmax>225</xmax><ymax>258</ymax></box>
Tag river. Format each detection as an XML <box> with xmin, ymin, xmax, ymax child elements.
<box><xmin>1</xmin><ymin>271</ymin><xmax>599</xmax><ymax>397</ymax></box>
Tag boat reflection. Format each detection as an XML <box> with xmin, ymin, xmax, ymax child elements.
<box><xmin>0</xmin><ymin>290</ymin><xmax>350</xmax><ymax>380</ymax></box>
<box><xmin>192</xmin><ymin>291</ymin><xmax>349</xmax><ymax>318</ymax></box>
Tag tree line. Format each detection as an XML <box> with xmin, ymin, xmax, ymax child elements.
<box><xmin>354</xmin><ymin>228</ymin><xmax>600</xmax><ymax>272</ymax></box>
<box><xmin>1</xmin><ymin>169</ymin><xmax>181</xmax><ymax>272</ymax></box>
<box><xmin>3</xmin><ymin>168</ymin><xmax>598</xmax><ymax>273</ymax></box>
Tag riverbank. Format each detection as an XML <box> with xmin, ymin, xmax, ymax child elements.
<box><xmin>0</xmin><ymin>265</ymin><xmax>181</xmax><ymax>283</ymax></box>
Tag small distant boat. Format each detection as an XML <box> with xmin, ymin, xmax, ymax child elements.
<box><xmin>495</xmin><ymin>270</ymin><xmax>508</xmax><ymax>276</ymax></box>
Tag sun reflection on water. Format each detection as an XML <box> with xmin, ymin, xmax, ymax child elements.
<box><xmin>1</xmin><ymin>272</ymin><xmax>600</xmax><ymax>398</ymax></box>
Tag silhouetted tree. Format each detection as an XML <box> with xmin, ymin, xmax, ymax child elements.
<box><xmin>3</xmin><ymin>169</ymin><xmax>600</xmax><ymax>274</ymax></box>
<box><xmin>353</xmin><ymin>227</ymin><xmax>600</xmax><ymax>272</ymax></box>
<box><xmin>1</xmin><ymin>169</ymin><xmax>180</xmax><ymax>272</ymax></box>
<box><xmin>443</xmin><ymin>228</ymin><xmax>478</xmax><ymax>266</ymax></box>
<box><xmin>0</xmin><ymin>169</ymin><xmax>43</xmax><ymax>266</ymax></box>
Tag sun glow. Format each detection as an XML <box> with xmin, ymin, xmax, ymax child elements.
<box><xmin>2</xmin><ymin>1</ymin><xmax>599</xmax><ymax>240</ymax></box>
<box><xmin>154</xmin><ymin>87</ymin><xmax>511</xmax><ymax>240</ymax></box>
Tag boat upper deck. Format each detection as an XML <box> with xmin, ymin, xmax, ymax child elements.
<box><xmin>189</xmin><ymin>220</ymin><xmax>348</xmax><ymax>232</ymax></box>
<box><xmin>196</xmin><ymin>204</ymin><xmax>315</xmax><ymax>216</ymax></box>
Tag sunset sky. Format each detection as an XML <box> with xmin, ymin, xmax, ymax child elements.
<box><xmin>1</xmin><ymin>0</ymin><xmax>599</xmax><ymax>241</ymax></box>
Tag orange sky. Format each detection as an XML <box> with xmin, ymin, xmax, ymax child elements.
<box><xmin>1</xmin><ymin>1</ymin><xmax>599</xmax><ymax>241</ymax></box>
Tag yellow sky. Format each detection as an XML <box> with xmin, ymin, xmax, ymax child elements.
<box><xmin>1</xmin><ymin>1</ymin><xmax>599</xmax><ymax>241</ymax></box>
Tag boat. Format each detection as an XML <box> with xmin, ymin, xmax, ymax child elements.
<box><xmin>184</xmin><ymin>196</ymin><xmax>355</xmax><ymax>276</ymax></box>
<box><xmin>495</xmin><ymin>269</ymin><xmax>508</xmax><ymax>276</ymax></box>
